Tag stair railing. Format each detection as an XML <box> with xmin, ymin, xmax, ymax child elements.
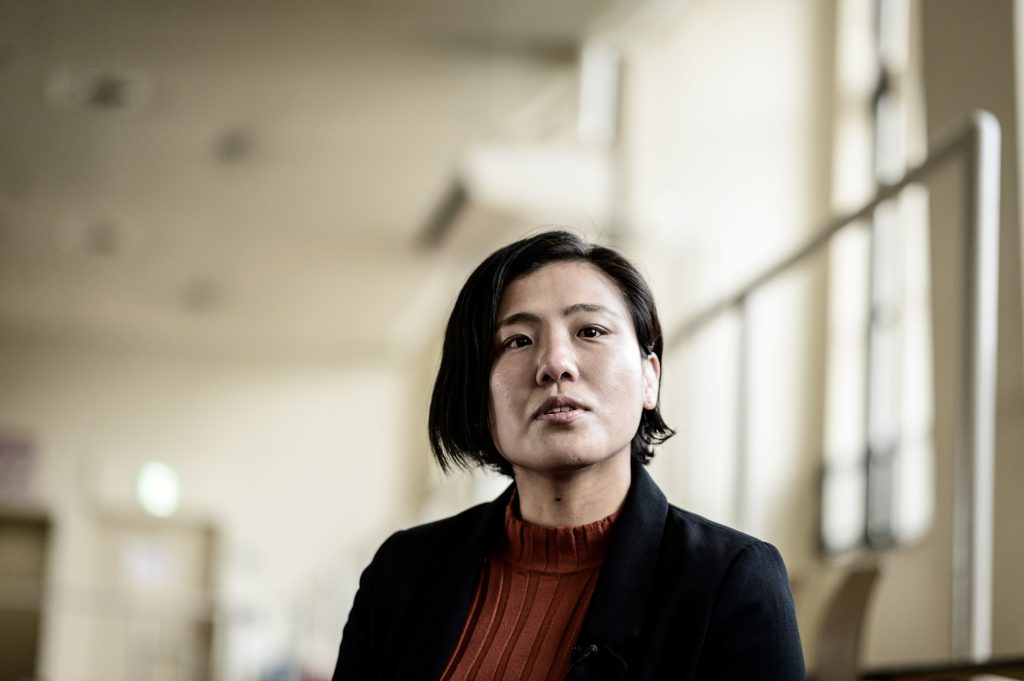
<box><xmin>666</xmin><ymin>111</ymin><xmax>1001</xmax><ymax>662</ymax></box>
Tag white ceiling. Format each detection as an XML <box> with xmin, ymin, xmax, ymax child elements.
<box><xmin>0</xmin><ymin>0</ymin><xmax>623</xmax><ymax>358</ymax></box>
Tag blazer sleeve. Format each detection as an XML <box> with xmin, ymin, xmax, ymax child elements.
<box><xmin>332</xmin><ymin>532</ymin><xmax>402</xmax><ymax>681</ymax></box>
<box><xmin>698</xmin><ymin>541</ymin><xmax>806</xmax><ymax>680</ymax></box>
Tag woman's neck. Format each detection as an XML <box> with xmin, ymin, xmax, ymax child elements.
<box><xmin>512</xmin><ymin>454</ymin><xmax>631</xmax><ymax>527</ymax></box>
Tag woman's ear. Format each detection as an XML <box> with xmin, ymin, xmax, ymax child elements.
<box><xmin>642</xmin><ymin>353</ymin><xmax>661</xmax><ymax>410</ymax></box>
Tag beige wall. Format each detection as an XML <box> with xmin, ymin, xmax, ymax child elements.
<box><xmin>0</xmin><ymin>337</ymin><xmax>413</xmax><ymax>681</ymax></box>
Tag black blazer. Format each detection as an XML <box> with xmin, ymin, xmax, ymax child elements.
<box><xmin>333</xmin><ymin>463</ymin><xmax>805</xmax><ymax>680</ymax></box>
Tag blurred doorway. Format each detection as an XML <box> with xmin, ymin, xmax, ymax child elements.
<box><xmin>90</xmin><ymin>514</ymin><xmax>216</xmax><ymax>681</ymax></box>
<box><xmin>0</xmin><ymin>513</ymin><xmax>49</xmax><ymax>681</ymax></box>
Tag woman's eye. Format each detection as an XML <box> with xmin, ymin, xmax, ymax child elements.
<box><xmin>503</xmin><ymin>335</ymin><xmax>532</xmax><ymax>349</ymax></box>
<box><xmin>578</xmin><ymin>326</ymin><xmax>604</xmax><ymax>338</ymax></box>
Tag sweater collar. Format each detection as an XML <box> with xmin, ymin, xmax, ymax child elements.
<box><xmin>500</xmin><ymin>491</ymin><xmax>618</xmax><ymax>573</ymax></box>
<box><xmin>483</xmin><ymin>461</ymin><xmax>668</xmax><ymax>643</ymax></box>
<box><xmin>427</xmin><ymin>461</ymin><xmax>668</xmax><ymax>680</ymax></box>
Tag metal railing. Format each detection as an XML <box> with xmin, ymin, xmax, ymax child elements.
<box><xmin>666</xmin><ymin>111</ymin><xmax>1001</xmax><ymax>661</ymax></box>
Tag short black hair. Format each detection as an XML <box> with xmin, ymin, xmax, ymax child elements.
<box><xmin>428</xmin><ymin>230</ymin><xmax>674</xmax><ymax>477</ymax></box>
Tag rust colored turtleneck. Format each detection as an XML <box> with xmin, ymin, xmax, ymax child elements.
<box><xmin>441</xmin><ymin>495</ymin><xmax>618</xmax><ymax>681</ymax></box>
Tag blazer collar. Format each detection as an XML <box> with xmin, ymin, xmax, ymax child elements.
<box><xmin>579</xmin><ymin>460</ymin><xmax>668</xmax><ymax>645</ymax></box>
<box><xmin>425</xmin><ymin>462</ymin><xmax>668</xmax><ymax>680</ymax></box>
<box><xmin>425</xmin><ymin>481</ymin><xmax>514</xmax><ymax>679</ymax></box>
<box><xmin>471</xmin><ymin>462</ymin><xmax>669</xmax><ymax>648</ymax></box>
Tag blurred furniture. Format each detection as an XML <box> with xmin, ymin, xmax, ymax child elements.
<box><xmin>814</xmin><ymin>561</ymin><xmax>882</xmax><ymax>681</ymax></box>
<box><xmin>862</xmin><ymin>656</ymin><xmax>1024</xmax><ymax>680</ymax></box>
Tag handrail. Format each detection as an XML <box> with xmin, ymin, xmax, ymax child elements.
<box><xmin>665</xmin><ymin>111</ymin><xmax>1001</xmax><ymax>662</ymax></box>
<box><xmin>669</xmin><ymin>113</ymin><xmax>992</xmax><ymax>345</ymax></box>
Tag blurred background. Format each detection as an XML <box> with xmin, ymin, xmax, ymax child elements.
<box><xmin>1</xmin><ymin>0</ymin><xmax>1022</xmax><ymax>679</ymax></box>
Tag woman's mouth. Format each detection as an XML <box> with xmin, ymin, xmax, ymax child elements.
<box><xmin>535</xmin><ymin>397</ymin><xmax>586</xmax><ymax>423</ymax></box>
<box><xmin>536</xmin><ymin>408</ymin><xmax>584</xmax><ymax>423</ymax></box>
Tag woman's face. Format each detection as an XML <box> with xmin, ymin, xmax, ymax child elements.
<box><xmin>488</xmin><ymin>261</ymin><xmax>660</xmax><ymax>477</ymax></box>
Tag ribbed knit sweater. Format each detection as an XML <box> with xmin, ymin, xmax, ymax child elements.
<box><xmin>440</xmin><ymin>496</ymin><xmax>618</xmax><ymax>681</ymax></box>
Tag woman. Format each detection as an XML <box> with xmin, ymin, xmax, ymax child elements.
<box><xmin>333</xmin><ymin>230</ymin><xmax>805</xmax><ymax>680</ymax></box>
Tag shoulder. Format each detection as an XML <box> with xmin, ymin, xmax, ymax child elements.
<box><xmin>659</xmin><ymin>506</ymin><xmax>804</xmax><ymax>677</ymax></box>
<box><xmin>660</xmin><ymin>503</ymin><xmax>792</xmax><ymax>590</ymax></box>
<box><xmin>663</xmin><ymin>503</ymin><xmax>768</xmax><ymax>555</ymax></box>
<box><xmin>370</xmin><ymin>498</ymin><xmax>499</xmax><ymax>570</ymax></box>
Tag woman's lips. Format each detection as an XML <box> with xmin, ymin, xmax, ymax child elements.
<box><xmin>534</xmin><ymin>397</ymin><xmax>587</xmax><ymax>423</ymax></box>
<box><xmin>535</xmin><ymin>407</ymin><xmax>585</xmax><ymax>424</ymax></box>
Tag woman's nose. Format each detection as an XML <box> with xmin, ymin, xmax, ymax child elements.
<box><xmin>536</xmin><ymin>335</ymin><xmax>579</xmax><ymax>385</ymax></box>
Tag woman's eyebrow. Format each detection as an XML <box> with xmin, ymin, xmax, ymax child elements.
<box><xmin>496</xmin><ymin>311</ymin><xmax>541</xmax><ymax>330</ymax></box>
<box><xmin>563</xmin><ymin>302</ymin><xmax>612</xmax><ymax>317</ymax></box>
<box><xmin>496</xmin><ymin>303</ymin><xmax>619</xmax><ymax>330</ymax></box>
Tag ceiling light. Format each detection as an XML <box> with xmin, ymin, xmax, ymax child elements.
<box><xmin>136</xmin><ymin>462</ymin><xmax>180</xmax><ymax>518</ymax></box>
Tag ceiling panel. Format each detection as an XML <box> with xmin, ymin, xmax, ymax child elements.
<box><xmin>0</xmin><ymin>0</ymin><xmax>620</xmax><ymax>356</ymax></box>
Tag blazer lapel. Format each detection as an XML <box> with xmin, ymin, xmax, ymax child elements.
<box><xmin>399</xmin><ymin>484</ymin><xmax>514</xmax><ymax>681</ymax></box>
<box><xmin>565</xmin><ymin>463</ymin><xmax>668</xmax><ymax>681</ymax></box>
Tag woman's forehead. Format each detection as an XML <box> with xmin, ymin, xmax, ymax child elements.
<box><xmin>496</xmin><ymin>261</ymin><xmax>628</xmax><ymax>318</ymax></box>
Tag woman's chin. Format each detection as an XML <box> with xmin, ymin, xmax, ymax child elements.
<box><xmin>510</xmin><ymin>449</ymin><xmax>629</xmax><ymax>478</ymax></box>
